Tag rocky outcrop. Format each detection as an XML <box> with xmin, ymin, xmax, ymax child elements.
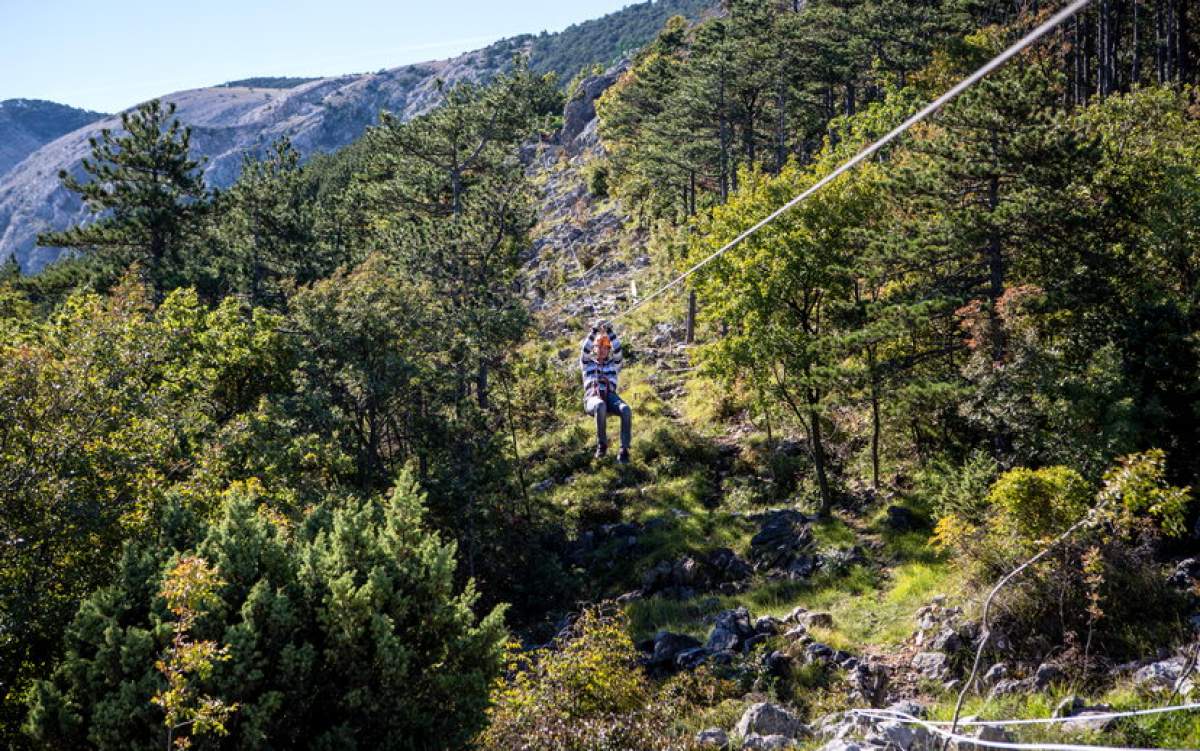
<box><xmin>749</xmin><ymin>510</ymin><xmax>820</xmax><ymax>579</ymax></box>
<box><xmin>560</xmin><ymin>64</ymin><xmax>625</xmax><ymax>155</ymax></box>
<box><xmin>640</xmin><ymin>547</ymin><xmax>753</xmax><ymax>598</ymax></box>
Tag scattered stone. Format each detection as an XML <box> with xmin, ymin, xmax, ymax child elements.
<box><xmin>755</xmin><ymin>616</ymin><xmax>784</xmax><ymax>636</ymax></box>
<box><xmin>798</xmin><ymin>611</ymin><xmax>835</xmax><ymax>630</ymax></box>
<box><xmin>646</xmin><ymin>631</ymin><xmax>702</xmax><ymax>672</ymax></box>
<box><xmin>989</xmin><ymin>677</ymin><xmax>1035</xmax><ymax>698</ymax></box>
<box><xmin>735</xmin><ymin>702</ymin><xmax>810</xmax><ymax>741</ymax></box>
<box><xmin>928</xmin><ymin>627</ymin><xmax>962</xmax><ymax>653</ymax></box>
<box><xmin>1033</xmin><ymin>662</ymin><xmax>1065</xmax><ymax>690</ymax></box>
<box><xmin>695</xmin><ymin>727</ymin><xmax>729</xmax><ymax>749</ymax></box>
<box><xmin>784</xmin><ymin>606</ymin><xmax>809</xmax><ymax>624</ymax></box>
<box><xmin>741</xmin><ymin>734</ymin><xmax>796</xmax><ymax>750</ymax></box>
<box><xmin>807</xmin><ymin>642</ymin><xmax>836</xmax><ymax>665</ymax></box>
<box><xmin>957</xmin><ymin>724</ymin><xmax>1016</xmax><ymax>751</ymax></box>
<box><xmin>982</xmin><ymin>662</ymin><xmax>1008</xmax><ymax>686</ymax></box>
<box><xmin>765</xmin><ymin>650</ymin><xmax>793</xmax><ymax>677</ymax></box>
<box><xmin>885</xmin><ymin>701</ymin><xmax>927</xmax><ymax>719</ymax></box>
<box><xmin>848</xmin><ymin>660</ymin><xmax>890</xmax><ymax>707</ymax></box>
<box><xmin>1053</xmin><ymin>696</ymin><xmax>1117</xmax><ymax>732</ymax></box>
<box><xmin>706</xmin><ymin>607</ymin><xmax>754</xmax><ymax>653</ymax></box>
<box><xmin>750</xmin><ymin>510</ymin><xmax>819</xmax><ymax>579</ymax></box>
<box><xmin>911</xmin><ymin>652</ymin><xmax>951</xmax><ymax>681</ymax></box>
<box><xmin>615</xmin><ymin>590</ymin><xmax>642</xmax><ymax>604</ymax></box>
<box><xmin>783</xmin><ymin>625</ymin><xmax>808</xmax><ymax>641</ymax></box>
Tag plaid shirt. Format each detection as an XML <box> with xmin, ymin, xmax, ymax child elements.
<box><xmin>580</xmin><ymin>325</ymin><xmax>623</xmax><ymax>398</ymax></box>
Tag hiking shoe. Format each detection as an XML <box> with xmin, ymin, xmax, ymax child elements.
<box><xmin>617</xmin><ymin>448</ymin><xmax>630</xmax><ymax>464</ymax></box>
<box><xmin>594</xmin><ymin>443</ymin><xmax>608</xmax><ymax>459</ymax></box>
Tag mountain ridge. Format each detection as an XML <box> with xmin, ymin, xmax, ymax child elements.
<box><xmin>0</xmin><ymin>0</ymin><xmax>713</xmax><ymax>273</ymax></box>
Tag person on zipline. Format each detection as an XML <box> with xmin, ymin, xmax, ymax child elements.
<box><xmin>581</xmin><ymin>321</ymin><xmax>632</xmax><ymax>463</ymax></box>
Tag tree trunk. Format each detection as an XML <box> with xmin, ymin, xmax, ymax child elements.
<box><xmin>868</xmin><ymin>344</ymin><xmax>882</xmax><ymax>492</ymax></box>
<box><xmin>477</xmin><ymin>361</ymin><xmax>488</xmax><ymax>410</ymax></box>
<box><xmin>686</xmin><ymin>288</ymin><xmax>696</xmax><ymax>344</ymax></box>
<box><xmin>808</xmin><ymin>397</ymin><xmax>832</xmax><ymax>517</ymax></box>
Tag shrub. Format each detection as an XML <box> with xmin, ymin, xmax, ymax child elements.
<box><xmin>584</xmin><ymin>160</ymin><xmax>610</xmax><ymax>198</ymax></box>
<box><xmin>988</xmin><ymin>465</ymin><xmax>1091</xmax><ymax>543</ymax></box>
<box><xmin>26</xmin><ymin>473</ymin><xmax>506</xmax><ymax>750</ymax></box>
<box><xmin>479</xmin><ymin>607</ymin><xmax>731</xmax><ymax>750</ymax></box>
<box><xmin>938</xmin><ymin>452</ymin><xmax>1193</xmax><ymax>666</ymax></box>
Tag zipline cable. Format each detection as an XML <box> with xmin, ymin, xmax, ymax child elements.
<box><xmin>856</xmin><ymin>701</ymin><xmax>1200</xmax><ymax>728</ymax></box>
<box><xmin>610</xmin><ymin>0</ymin><xmax>1094</xmax><ymax>324</ymax></box>
<box><xmin>849</xmin><ymin>707</ymin><xmax>1199</xmax><ymax>751</ymax></box>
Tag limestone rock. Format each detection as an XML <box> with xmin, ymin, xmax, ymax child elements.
<box><xmin>735</xmin><ymin>702</ymin><xmax>810</xmax><ymax>741</ymax></box>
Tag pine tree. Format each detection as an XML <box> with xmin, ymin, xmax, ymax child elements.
<box><xmin>38</xmin><ymin>99</ymin><xmax>207</xmax><ymax>293</ymax></box>
<box><xmin>26</xmin><ymin>476</ymin><xmax>507</xmax><ymax>750</ymax></box>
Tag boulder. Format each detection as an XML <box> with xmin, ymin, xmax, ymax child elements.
<box><xmin>1133</xmin><ymin>656</ymin><xmax>1193</xmax><ymax>696</ymax></box>
<box><xmin>848</xmin><ymin>660</ymin><xmax>890</xmax><ymax>707</ymax></box>
<box><xmin>741</xmin><ymin>734</ymin><xmax>796</xmax><ymax>750</ymax></box>
<box><xmin>982</xmin><ymin>662</ymin><xmax>1008</xmax><ymax>686</ymax></box>
<box><xmin>646</xmin><ymin>631</ymin><xmax>702</xmax><ymax>672</ymax></box>
<box><xmin>735</xmin><ymin>702</ymin><xmax>810</xmax><ymax>740</ymax></box>
<box><xmin>695</xmin><ymin>727</ymin><xmax>729</xmax><ymax>749</ymax></box>
<box><xmin>798</xmin><ymin>611</ymin><xmax>835</xmax><ymax>630</ymax></box>
<box><xmin>765</xmin><ymin>650</ymin><xmax>793</xmax><ymax>677</ymax></box>
<box><xmin>676</xmin><ymin>647</ymin><xmax>711</xmax><ymax>670</ymax></box>
<box><xmin>1053</xmin><ymin>695</ymin><xmax>1117</xmax><ymax>733</ymax></box>
<box><xmin>750</xmin><ymin>510</ymin><xmax>818</xmax><ymax>578</ymax></box>
<box><xmin>784</xmin><ymin>605</ymin><xmax>809</xmax><ymax>623</ymax></box>
<box><xmin>1033</xmin><ymin>662</ymin><xmax>1065</xmax><ymax>690</ymax></box>
<box><xmin>706</xmin><ymin>607</ymin><xmax>754</xmax><ymax>652</ymax></box>
<box><xmin>755</xmin><ymin>616</ymin><xmax>784</xmax><ymax>636</ymax></box>
<box><xmin>560</xmin><ymin>66</ymin><xmax>623</xmax><ymax>155</ymax></box>
<box><xmin>989</xmin><ymin>677</ymin><xmax>1036</xmax><ymax>698</ymax></box>
<box><xmin>911</xmin><ymin>652</ymin><xmax>950</xmax><ymax>681</ymax></box>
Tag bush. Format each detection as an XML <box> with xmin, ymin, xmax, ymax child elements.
<box><xmin>479</xmin><ymin>607</ymin><xmax>732</xmax><ymax>750</ymax></box>
<box><xmin>988</xmin><ymin>465</ymin><xmax>1091</xmax><ymax>542</ymax></box>
<box><xmin>26</xmin><ymin>473</ymin><xmax>506</xmax><ymax>750</ymax></box>
<box><xmin>584</xmin><ymin>160</ymin><xmax>610</xmax><ymax>198</ymax></box>
<box><xmin>934</xmin><ymin>452</ymin><xmax>1193</xmax><ymax>667</ymax></box>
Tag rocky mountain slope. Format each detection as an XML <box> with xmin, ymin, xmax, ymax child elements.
<box><xmin>0</xmin><ymin>99</ymin><xmax>106</xmax><ymax>179</ymax></box>
<box><xmin>0</xmin><ymin>0</ymin><xmax>714</xmax><ymax>274</ymax></box>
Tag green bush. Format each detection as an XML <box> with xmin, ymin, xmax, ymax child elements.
<box><xmin>25</xmin><ymin>473</ymin><xmax>506</xmax><ymax>750</ymax></box>
<box><xmin>584</xmin><ymin>160</ymin><xmax>610</xmax><ymax>198</ymax></box>
<box><xmin>988</xmin><ymin>465</ymin><xmax>1091</xmax><ymax>542</ymax></box>
<box><xmin>479</xmin><ymin>607</ymin><xmax>732</xmax><ymax>750</ymax></box>
<box><xmin>934</xmin><ymin>453</ymin><xmax>1193</xmax><ymax>666</ymax></box>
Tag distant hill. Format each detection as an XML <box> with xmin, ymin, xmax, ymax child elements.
<box><xmin>0</xmin><ymin>99</ymin><xmax>106</xmax><ymax>178</ymax></box>
<box><xmin>0</xmin><ymin>0</ymin><xmax>715</xmax><ymax>273</ymax></box>
<box><xmin>217</xmin><ymin>77</ymin><xmax>322</xmax><ymax>89</ymax></box>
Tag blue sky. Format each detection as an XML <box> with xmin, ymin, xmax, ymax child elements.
<box><xmin>0</xmin><ymin>0</ymin><xmax>635</xmax><ymax>112</ymax></box>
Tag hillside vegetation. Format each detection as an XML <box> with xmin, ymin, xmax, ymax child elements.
<box><xmin>3</xmin><ymin>1</ymin><xmax>1200</xmax><ymax>750</ymax></box>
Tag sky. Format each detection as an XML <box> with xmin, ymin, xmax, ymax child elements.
<box><xmin>0</xmin><ymin>0</ymin><xmax>636</xmax><ymax>113</ymax></box>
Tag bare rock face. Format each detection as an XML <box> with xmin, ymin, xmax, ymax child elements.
<box><xmin>560</xmin><ymin>63</ymin><xmax>626</xmax><ymax>155</ymax></box>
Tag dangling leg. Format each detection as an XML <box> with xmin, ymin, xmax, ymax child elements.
<box><xmin>609</xmin><ymin>393</ymin><xmax>632</xmax><ymax>463</ymax></box>
<box><xmin>587</xmin><ymin>396</ymin><xmax>608</xmax><ymax>457</ymax></box>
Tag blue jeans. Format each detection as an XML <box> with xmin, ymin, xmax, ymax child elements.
<box><xmin>586</xmin><ymin>391</ymin><xmax>632</xmax><ymax>450</ymax></box>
